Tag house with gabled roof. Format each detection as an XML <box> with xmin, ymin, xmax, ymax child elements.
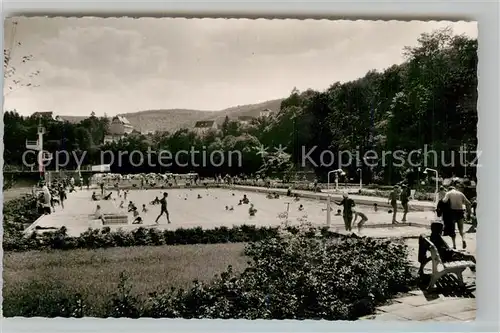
<box><xmin>103</xmin><ymin>115</ymin><xmax>134</xmax><ymax>144</ymax></box>
<box><xmin>109</xmin><ymin>115</ymin><xmax>134</xmax><ymax>135</ymax></box>
<box><xmin>193</xmin><ymin>120</ymin><xmax>218</xmax><ymax>135</ymax></box>
<box><xmin>259</xmin><ymin>108</ymin><xmax>273</xmax><ymax>118</ymax></box>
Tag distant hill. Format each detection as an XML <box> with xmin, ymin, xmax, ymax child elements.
<box><xmin>58</xmin><ymin>99</ymin><xmax>283</xmax><ymax>133</ymax></box>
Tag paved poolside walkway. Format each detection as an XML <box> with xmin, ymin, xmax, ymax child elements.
<box><xmin>229</xmin><ymin>185</ymin><xmax>436</xmax><ymax>211</ymax></box>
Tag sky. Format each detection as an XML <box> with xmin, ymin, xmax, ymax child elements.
<box><xmin>3</xmin><ymin>18</ymin><xmax>477</xmax><ymax>117</ymax></box>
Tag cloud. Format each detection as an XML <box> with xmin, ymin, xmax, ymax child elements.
<box><xmin>3</xmin><ymin>18</ymin><xmax>477</xmax><ymax>117</ymax></box>
<box><xmin>37</xmin><ymin>25</ymin><xmax>170</xmax><ymax>82</ymax></box>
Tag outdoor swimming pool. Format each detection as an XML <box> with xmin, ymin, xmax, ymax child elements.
<box><xmin>27</xmin><ymin>187</ymin><xmax>435</xmax><ymax>237</ymax></box>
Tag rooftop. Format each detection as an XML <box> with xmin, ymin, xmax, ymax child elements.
<box><xmin>194</xmin><ymin>120</ymin><xmax>216</xmax><ymax>128</ymax></box>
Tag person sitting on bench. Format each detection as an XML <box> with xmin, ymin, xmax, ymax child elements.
<box><xmin>418</xmin><ymin>222</ymin><xmax>476</xmax><ymax>275</ymax></box>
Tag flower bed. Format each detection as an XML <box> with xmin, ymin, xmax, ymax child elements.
<box><xmin>3</xmin><ymin>225</ymin><xmax>417</xmax><ymax>319</ymax></box>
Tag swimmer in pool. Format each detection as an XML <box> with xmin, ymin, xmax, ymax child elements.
<box><xmin>242</xmin><ymin>195</ymin><xmax>250</xmax><ymax>204</ymax></box>
<box><xmin>353</xmin><ymin>210</ymin><xmax>369</xmax><ymax>232</ymax></box>
<box><xmin>132</xmin><ymin>207</ymin><xmax>143</xmax><ymax>224</ymax></box>
<box><xmin>249</xmin><ymin>204</ymin><xmax>257</xmax><ymax>216</ymax></box>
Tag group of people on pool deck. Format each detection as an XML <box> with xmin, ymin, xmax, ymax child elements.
<box><xmin>331</xmin><ymin>193</ymin><xmax>369</xmax><ymax>232</ymax></box>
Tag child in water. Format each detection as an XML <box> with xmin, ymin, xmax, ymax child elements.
<box><xmin>249</xmin><ymin>204</ymin><xmax>257</xmax><ymax>216</ymax></box>
<box><xmin>242</xmin><ymin>195</ymin><xmax>250</xmax><ymax>204</ymax></box>
<box><xmin>132</xmin><ymin>207</ymin><xmax>142</xmax><ymax>224</ymax></box>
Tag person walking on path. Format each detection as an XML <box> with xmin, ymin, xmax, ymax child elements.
<box><xmin>442</xmin><ymin>185</ymin><xmax>472</xmax><ymax>249</ymax></box>
<box><xmin>388</xmin><ymin>185</ymin><xmax>400</xmax><ymax>224</ymax></box>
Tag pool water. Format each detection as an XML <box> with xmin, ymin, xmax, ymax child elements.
<box><xmin>28</xmin><ymin>188</ymin><xmax>435</xmax><ymax>237</ymax></box>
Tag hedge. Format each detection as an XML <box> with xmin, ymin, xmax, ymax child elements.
<box><xmin>3</xmin><ymin>225</ymin><xmax>283</xmax><ymax>252</ymax></box>
<box><xmin>3</xmin><ymin>225</ymin><xmax>418</xmax><ymax>319</ymax></box>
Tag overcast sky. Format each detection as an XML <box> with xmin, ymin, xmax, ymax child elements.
<box><xmin>3</xmin><ymin>17</ymin><xmax>477</xmax><ymax>117</ymax></box>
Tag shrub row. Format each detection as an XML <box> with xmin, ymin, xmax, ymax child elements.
<box><xmin>3</xmin><ymin>224</ymin><xmax>284</xmax><ymax>252</ymax></box>
<box><xmin>3</xmin><ymin>226</ymin><xmax>418</xmax><ymax>319</ymax></box>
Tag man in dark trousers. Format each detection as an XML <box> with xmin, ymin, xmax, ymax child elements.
<box><xmin>335</xmin><ymin>193</ymin><xmax>355</xmax><ymax>232</ymax></box>
<box><xmin>155</xmin><ymin>192</ymin><xmax>171</xmax><ymax>224</ymax></box>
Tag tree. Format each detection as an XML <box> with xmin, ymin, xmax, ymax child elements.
<box><xmin>221</xmin><ymin>115</ymin><xmax>230</xmax><ymax>137</ymax></box>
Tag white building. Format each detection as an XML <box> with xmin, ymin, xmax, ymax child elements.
<box><xmin>259</xmin><ymin>108</ymin><xmax>273</xmax><ymax>118</ymax></box>
<box><xmin>103</xmin><ymin>116</ymin><xmax>134</xmax><ymax>144</ymax></box>
<box><xmin>109</xmin><ymin>116</ymin><xmax>134</xmax><ymax>135</ymax></box>
<box><xmin>193</xmin><ymin>120</ymin><xmax>218</xmax><ymax>135</ymax></box>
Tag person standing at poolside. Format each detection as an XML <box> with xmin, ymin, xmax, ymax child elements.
<box><xmin>155</xmin><ymin>192</ymin><xmax>171</xmax><ymax>224</ymax></box>
<box><xmin>335</xmin><ymin>193</ymin><xmax>355</xmax><ymax>232</ymax></box>
<box><xmin>442</xmin><ymin>185</ymin><xmax>472</xmax><ymax>249</ymax></box>
<box><xmin>400</xmin><ymin>184</ymin><xmax>409</xmax><ymax>222</ymax></box>
<box><xmin>388</xmin><ymin>185</ymin><xmax>400</xmax><ymax>224</ymax></box>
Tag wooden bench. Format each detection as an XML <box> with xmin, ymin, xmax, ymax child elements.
<box><xmin>419</xmin><ymin>236</ymin><xmax>475</xmax><ymax>290</ymax></box>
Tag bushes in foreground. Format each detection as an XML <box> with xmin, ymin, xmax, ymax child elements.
<box><xmin>3</xmin><ymin>225</ymin><xmax>282</xmax><ymax>252</ymax></box>
<box><xmin>3</xmin><ymin>226</ymin><xmax>417</xmax><ymax>319</ymax></box>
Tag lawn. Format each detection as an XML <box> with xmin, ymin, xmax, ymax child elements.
<box><xmin>3</xmin><ymin>242</ymin><xmax>249</xmax><ymax>316</ymax></box>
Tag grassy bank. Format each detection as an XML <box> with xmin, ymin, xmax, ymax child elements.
<box><xmin>3</xmin><ymin>242</ymin><xmax>248</xmax><ymax>316</ymax></box>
